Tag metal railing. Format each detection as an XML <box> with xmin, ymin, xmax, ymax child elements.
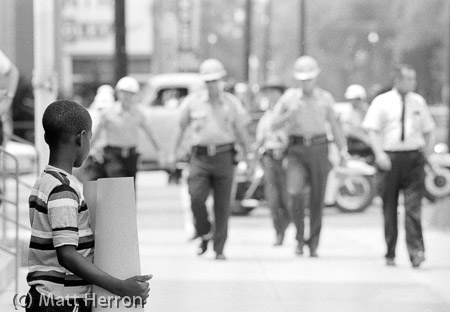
<box><xmin>0</xmin><ymin>135</ymin><xmax>39</xmax><ymax>294</ymax></box>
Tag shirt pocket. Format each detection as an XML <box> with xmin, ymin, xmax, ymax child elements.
<box><xmin>190</xmin><ymin>110</ymin><xmax>208</xmax><ymax>131</ymax></box>
<box><xmin>410</xmin><ymin>110</ymin><xmax>423</xmax><ymax>131</ymax></box>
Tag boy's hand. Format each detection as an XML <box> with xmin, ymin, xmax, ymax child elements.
<box><xmin>120</xmin><ymin>274</ymin><xmax>152</xmax><ymax>305</ymax></box>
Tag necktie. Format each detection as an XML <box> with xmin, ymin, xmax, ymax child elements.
<box><xmin>400</xmin><ymin>94</ymin><xmax>406</xmax><ymax>141</ymax></box>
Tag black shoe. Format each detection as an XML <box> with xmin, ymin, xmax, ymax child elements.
<box><xmin>274</xmin><ymin>234</ymin><xmax>284</xmax><ymax>247</ymax></box>
<box><xmin>197</xmin><ymin>239</ymin><xmax>209</xmax><ymax>256</ymax></box>
<box><xmin>215</xmin><ymin>253</ymin><xmax>226</xmax><ymax>260</ymax></box>
<box><xmin>386</xmin><ymin>258</ymin><xmax>396</xmax><ymax>266</ymax></box>
<box><xmin>309</xmin><ymin>249</ymin><xmax>318</xmax><ymax>258</ymax></box>
<box><xmin>411</xmin><ymin>251</ymin><xmax>425</xmax><ymax>268</ymax></box>
<box><xmin>295</xmin><ymin>244</ymin><xmax>303</xmax><ymax>256</ymax></box>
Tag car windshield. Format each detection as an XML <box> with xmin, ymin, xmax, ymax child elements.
<box><xmin>152</xmin><ymin>88</ymin><xmax>189</xmax><ymax>107</ymax></box>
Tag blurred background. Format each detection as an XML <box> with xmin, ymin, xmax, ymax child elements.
<box><xmin>1</xmin><ymin>0</ymin><xmax>449</xmax><ymax>143</ymax></box>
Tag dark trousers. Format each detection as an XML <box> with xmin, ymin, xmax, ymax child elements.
<box><xmin>188</xmin><ymin>150</ymin><xmax>234</xmax><ymax>254</ymax></box>
<box><xmin>103</xmin><ymin>146</ymin><xmax>139</xmax><ymax>180</ymax></box>
<box><xmin>262</xmin><ymin>154</ymin><xmax>290</xmax><ymax>237</ymax></box>
<box><xmin>379</xmin><ymin>150</ymin><xmax>425</xmax><ymax>260</ymax></box>
<box><xmin>26</xmin><ymin>286</ymin><xmax>91</xmax><ymax>312</ymax></box>
<box><xmin>286</xmin><ymin>143</ymin><xmax>331</xmax><ymax>251</ymax></box>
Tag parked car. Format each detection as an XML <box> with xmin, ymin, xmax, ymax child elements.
<box><xmin>138</xmin><ymin>73</ymin><xmax>205</xmax><ymax>173</ymax></box>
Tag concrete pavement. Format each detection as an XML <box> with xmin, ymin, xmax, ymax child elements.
<box><xmin>1</xmin><ymin>170</ymin><xmax>450</xmax><ymax>311</ymax></box>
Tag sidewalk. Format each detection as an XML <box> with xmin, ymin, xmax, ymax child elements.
<box><xmin>1</xmin><ymin>171</ymin><xmax>450</xmax><ymax>311</ymax></box>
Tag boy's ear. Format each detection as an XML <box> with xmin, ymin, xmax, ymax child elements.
<box><xmin>75</xmin><ymin>130</ymin><xmax>86</xmax><ymax>146</ymax></box>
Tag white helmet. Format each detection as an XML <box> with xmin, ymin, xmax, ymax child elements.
<box><xmin>97</xmin><ymin>84</ymin><xmax>115</xmax><ymax>96</ymax></box>
<box><xmin>293</xmin><ymin>55</ymin><xmax>320</xmax><ymax>80</ymax></box>
<box><xmin>199</xmin><ymin>58</ymin><xmax>227</xmax><ymax>81</ymax></box>
<box><xmin>115</xmin><ymin>76</ymin><xmax>140</xmax><ymax>93</ymax></box>
<box><xmin>345</xmin><ymin>84</ymin><xmax>367</xmax><ymax>101</ymax></box>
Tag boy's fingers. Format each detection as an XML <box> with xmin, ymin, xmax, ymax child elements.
<box><xmin>137</xmin><ymin>274</ymin><xmax>152</xmax><ymax>282</ymax></box>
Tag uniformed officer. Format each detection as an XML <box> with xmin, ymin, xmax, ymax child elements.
<box><xmin>271</xmin><ymin>56</ymin><xmax>348</xmax><ymax>257</ymax></box>
<box><xmin>91</xmin><ymin>76</ymin><xmax>161</xmax><ymax>181</ymax></box>
<box><xmin>362</xmin><ymin>64</ymin><xmax>435</xmax><ymax>268</ymax></box>
<box><xmin>342</xmin><ymin>84</ymin><xmax>372</xmax><ymax>157</ymax></box>
<box><xmin>173</xmin><ymin>58</ymin><xmax>252</xmax><ymax>260</ymax></box>
<box><xmin>255</xmin><ymin>81</ymin><xmax>290</xmax><ymax>246</ymax></box>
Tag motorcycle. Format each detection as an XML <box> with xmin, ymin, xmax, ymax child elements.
<box><xmin>230</xmin><ymin>141</ymin><xmax>377</xmax><ymax>215</ymax></box>
<box><xmin>230</xmin><ymin>159</ymin><xmax>265</xmax><ymax>216</ymax></box>
<box><xmin>324</xmin><ymin>154</ymin><xmax>377</xmax><ymax>213</ymax></box>
<box><xmin>424</xmin><ymin>143</ymin><xmax>450</xmax><ymax>201</ymax></box>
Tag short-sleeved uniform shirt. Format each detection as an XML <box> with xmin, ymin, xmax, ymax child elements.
<box><xmin>272</xmin><ymin>87</ymin><xmax>336</xmax><ymax>137</ymax></box>
<box><xmin>256</xmin><ymin>109</ymin><xmax>288</xmax><ymax>150</ymax></box>
<box><xmin>98</xmin><ymin>102</ymin><xmax>146</xmax><ymax>148</ymax></box>
<box><xmin>362</xmin><ymin>89</ymin><xmax>435</xmax><ymax>151</ymax></box>
<box><xmin>179</xmin><ymin>90</ymin><xmax>249</xmax><ymax>146</ymax></box>
<box><xmin>27</xmin><ymin>166</ymin><xmax>94</xmax><ymax>299</ymax></box>
<box><xmin>0</xmin><ymin>49</ymin><xmax>12</xmax><ymax>75</ymax></box>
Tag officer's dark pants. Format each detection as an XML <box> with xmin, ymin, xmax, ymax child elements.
<box><xmin>103</xmin><ymin>146</ymin><xmax>139</xmax><ymax>181</ymax></box>
<box><xmin>286</xmin><ymin>143</ymin><xmax>331</xmax><ymax>252</ymax></box>
<box><xmin>188</xmin><ymin>150</ymin><xmax>234</xmax><ymax>254</ymax></box>
<box><xmin>262</xmin><ymin>153</ymin><xmax>290</xmax><ymax>238</ymax></box>
<box><xmin>379</xmin><ymin>150</ymin><xmax>425</xmax><ymax>261</ymax></box>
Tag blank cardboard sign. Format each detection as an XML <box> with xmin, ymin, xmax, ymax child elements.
<box><xmin>84</xmin><ymin>177</ymin><xmax>143</xmax><ymax>311</ymax></box>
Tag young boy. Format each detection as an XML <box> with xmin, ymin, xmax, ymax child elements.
<box><xmin>26</xmin><ymin>100</ymin><xmax>151</xmax><ymax>311</ymax></box>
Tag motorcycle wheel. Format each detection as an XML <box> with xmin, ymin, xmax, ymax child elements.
<box><xmin>335</xmin><ymin>175</ymin><xmax>375</xmax><ymax>213</ymax></box>
<box><xmin>424</xmin><ymin>167</ymin><xmax>450</xmax><ymax>201</ymax></box>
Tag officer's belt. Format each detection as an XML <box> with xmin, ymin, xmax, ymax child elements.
<box><xmin>192</xmin><ymin>143</ymin><xmax>235</xmax><ymax>156</ymax></box>
<box><xmin>289</xmin><ymin>134</ymin><xmax>328</xmax><ymax>147</ymax></box>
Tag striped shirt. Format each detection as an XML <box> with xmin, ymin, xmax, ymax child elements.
<box><xmin>27</xmin><ymin>165</ymin><xmax>94</xmax><ymax>299</ymax></box>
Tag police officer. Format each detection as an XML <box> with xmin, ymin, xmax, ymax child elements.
<box><xmin>271</xmin><ymin>56</ymin><xmax>348</xmax><ymax>257</ymax></box>
<box><xmin>342</xmin><ymin>84</ymin><xmax>371</xmax><ymax>157</ymax></box>
<box><xmin>173</xmin><ymin>59</ymin><xmax>252</xmax><ymax>260</ymax></box>
<box><xmin>255</xmin><ymin>81</ymin><xmax>290</xmax><ymax>246</ymax></box>
<box><xmin>362</xmin><ymin>64</ymin><xmax>435</xmax><ymax>268</ymax></box>
<box><xmin>92</xmin><ymin>76</ymin><xmax>161</xmax><ymax>181</ymax></box>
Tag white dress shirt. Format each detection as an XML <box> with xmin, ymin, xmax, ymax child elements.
<box><xmin>362</xmin><ymin>89</ymin><xmax>435</xmax><ymax>151</ymax></box>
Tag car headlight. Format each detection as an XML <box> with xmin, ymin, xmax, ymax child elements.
<box><xmin>434</xmin><ymin>143</ymin><xmax>449</xmax><ymax>154</ymax></box>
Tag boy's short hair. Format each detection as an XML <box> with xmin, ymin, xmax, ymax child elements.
<box><xmin>43</xmin><ymin>100</ymin><xmax>92</xmax><ymax>147</ymax></box>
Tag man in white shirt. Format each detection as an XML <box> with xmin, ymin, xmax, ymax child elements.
<box><xmin>0</xmin><ymin>48</ymin><xmax>19</xmax><ymax>145</ymax></box>
<box><xmin>362</xmin><ymin>64</ymin><xmax>435</xmax><ymax>268</ymax></box>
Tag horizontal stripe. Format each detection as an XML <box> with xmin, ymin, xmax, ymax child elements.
<box><xmin>28</xmin><ymin>270</ymin><xmax>66</xmax><ymax>279</ymax></box>
<box><xmin>27</xmin><ymin>274</ymin><xmax>64</xmax><ymax>285</ymax></box>
<box><xmin>48</xmin><ymin>197</ymin><xmax>79</xmax><ymax>210</ymax></box>
<box><xmin>77</xmin><ymin>241</ymin><xmax>95</xmax><ymax>250</ymax></box>
<box><xmin>30</xmin><ymin>241</ymin><xmax>54</xmax><ymax>250</ymax></box>
<box><xmin>78</xmin><ymin>234</ymin><xmax>94</xmax><ymax>244</ymax></box>
<box><xmin>53</xmin><ymin>226</ymin><xmax>78</xmax><ymax>232</ymax></box>
<box><xmin>79</xmin><ymin>228</ymin><xmax>93</xmax><ymax>237</ymax></box>
<box><xmin>30</xmin><ymin>235</ymin><xmax>52</xmax><ymax>245</ymax></box>
<box><xmin>50</xmin><ymin>184</ymin><xmax>78</xmax><ymax>199</ymax></box>
<box><xmin>28</xmin><ymin>265</ymin><xmax>66</xmax><ymax>273</ymax></box>
<box><xmin>29</xmin><ymin>188</ymin><xmax>49</xmax><ymax>202</ymax></box>
<box><xmin>29</xmin><ymin>200</ymin><xmax>48</xmax><ymax>214</ymax></box>
<box><xmin>28</xmin><ymin>275</ymin><xmax>90</xmax><ymax>287</ymax></box>
<box><xmin>31</xmin><ymin>229</ymin><xmax>53</xmax><ymax>239</ymax></box>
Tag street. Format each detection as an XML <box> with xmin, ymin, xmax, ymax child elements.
<box><xmin>1</xmin><ymin>170</ymin><xmax>450</xmax><ymax>311</ymax></box>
